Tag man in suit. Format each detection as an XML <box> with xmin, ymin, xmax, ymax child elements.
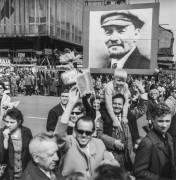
<box><xmin>100</xmin><ymin>10</ymin><xmax>150</xmax><ymax>69</ymax></box>
<box><xmin>46</xmin><ymin>88</ymin><xmax>69</xmax><ymax>132</ymax></box>
<box><xmin>134</xmin><ymin>103</ymin><xmax>176</xmax><ymax>180</ymax></box>
<box><xmin>54</xmin><ymin>86</ymin><xmax>119</xmax><ymax>178</ymax></box>
<box><xmin>19</xmin><ymin>133</ymin><xmax>63</xmax><ymax>180</ymax></box>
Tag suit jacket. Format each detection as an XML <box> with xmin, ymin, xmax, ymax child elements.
<box><xmin>19</xmin><ymin>161</ymin><xmax>63</xmax><ymax>180</ymax></box>
<box><xmin>55</xmin><ymin>123</ymin><xmax>118</xmax><ymax>177</ymax></box>
<box><xmin>134</xmin><ymin>129</ymin><xmax>176</xmax><ymax>180</ymax></box>
<box><xmin>105</xmin><ymin>48</ymin><xmax>150</xmax><ymax>69</ymax></box>
<box><xmin>46</xmin><ymin>103</ymin><xmax>64</xmax><ymax>132</ymax></box>
<box><xmin>0</xmin><ymin>126</ymin><xmax>33</xmax><ymax>180</ymax></box>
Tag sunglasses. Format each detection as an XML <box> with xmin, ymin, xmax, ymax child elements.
<box><xmin>76</xmin><ymin>129</ymin><xmax>93</xmax><ymax>136</ymax></box>
<box><xmin>71</xmin><ymin>111</ymin><xmax>82</xmax><ymax>115</ymax></box>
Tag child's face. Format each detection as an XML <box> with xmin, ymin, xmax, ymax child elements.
<box><xmin>113</xmin><ymin>77</ymin><xmax>126</xmax><ymax>88</ymax></box>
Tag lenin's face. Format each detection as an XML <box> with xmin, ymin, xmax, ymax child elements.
<box><xmin>103</xmin><ymin>24</ymin><xmax>140</xmax><ymax>59</ymax></box>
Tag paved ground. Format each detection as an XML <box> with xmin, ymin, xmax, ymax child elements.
<box><xmin>12</xmin><ymin>94</ymin><xmax>60</xmax><ymax>135</ymax></box>
<box><xmin>12</xmin><ymin>94</ymin><xmax>148</xmax><ymax>137</ymax></box>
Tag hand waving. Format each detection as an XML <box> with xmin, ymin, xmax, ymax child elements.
<box><xmin>135</xmin><ymin>80</ymin><xmax>145</xmax><ymax>94</ymax></box>
<box><xmin>68</xmin><ymin>86</ymin><xmax>80</xmax><ymax>105</ymax></box>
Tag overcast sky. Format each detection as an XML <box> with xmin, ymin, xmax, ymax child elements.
<box><xmin>130</xmin><ymin>0</ymin><xmax>176</xmax><ymax>60</ymax></box>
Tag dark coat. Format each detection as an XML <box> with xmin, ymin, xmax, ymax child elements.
<box><xmin>134</xmin><ymin>129</ymin><xmax>176</xmax><ymax>180</ymax></box>
<box><xmin>46</xmin><ymin>103</ymin><xmax>64</xmax><ymax>132</ymax></box>
<box><xmin>0</xmin><ymin>126</ymin><xmax>33</xmax><ymax>180</ymax></box>
<box><xmin>19</xmin><ymin>160</ymin><xmax>63</xmax><ymax>180</ymax></box>
<box><xmin>105</xmin><ymin>48</ymin><xmax>150</xmax><ymax>69</ymax></box>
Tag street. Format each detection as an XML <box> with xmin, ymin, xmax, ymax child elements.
<box><xmin>12</xmin><ymin>95</ymin><xmax>148</xmax><ymax>137</ymax></box>
<box><xmin>12</xmin><ymin>95</ymin><xmax>60</xmax><ymax>136</ymax></box>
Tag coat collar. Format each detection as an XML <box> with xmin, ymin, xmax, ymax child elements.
<box><xmin>8</xmin><ymin>126</ymin><xmax>30</xmax><ymax>148</ymax></box>
<box><xmin>73</xmin><ymin>137</ymin><xmax>97</xmax><ymax>157</ymax></box>
<box><xmin>147</xmin><ymin>129</ymin><xmax>173</xmax><ymax>157</ymax></box>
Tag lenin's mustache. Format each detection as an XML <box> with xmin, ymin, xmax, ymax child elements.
<box><xmin>106</xmin><ymin>41</ymin><xmax>124</xmax><ymax>48</ymax></box>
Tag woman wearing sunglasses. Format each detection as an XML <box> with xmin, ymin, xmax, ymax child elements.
<box><xmin>0</xmin><ymin>108</ymin><xmax>32</xmax><ymax>180</ymax></box>
<box><xmin>67</xmin><ymin>101</ymin><xmax>85</xmax><ymax>135</ymax></box>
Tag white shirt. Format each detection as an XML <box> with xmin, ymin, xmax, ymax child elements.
<box><xmin>111</xmin><ymin>46</ymin><xmax>136</xmax><ymax>68</ymax></box>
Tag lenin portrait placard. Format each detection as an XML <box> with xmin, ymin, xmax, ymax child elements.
<box><xmin>83</xmin><ymin>3</ymin><xmax>160</xmax><ymax>74</ymax></box>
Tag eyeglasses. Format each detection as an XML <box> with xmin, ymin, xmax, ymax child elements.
<box><xmin>71</xmin><ymin>111</ymin><xmax>82</xmax><ymax>115</ymax></box>
<box><xmin>76</xmin><ymin>129</ymin><xmax>93</xmax><ymax>136</ymax></box>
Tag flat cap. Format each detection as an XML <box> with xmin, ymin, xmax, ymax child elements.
<box><xmin>100</xmin><ymin>11</ymin><xmax>144</xmax><ymax>29</ymax></box>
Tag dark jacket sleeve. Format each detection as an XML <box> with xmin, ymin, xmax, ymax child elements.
<box><xmin>46</xmin><ymin>105</ymin><xmax>64</xmax><ymax>132</ymax></box>
<box><xmin>46</xmin><ymin>109</ymin><xmax>58</xmax><ymax>132</ymax></box>
<box><xmin>130</xmin><ymin>98</ymin><xmax>148</xmax><ymax>119</ymax></box>
<box><xmin>127</xmin><ymin>98</ymin><xmax>148</xmax><ymax>142</ymax></box>
<box><xmin>82</xmin><ymin>95</ymin><xmax>96</xmax><ymax>119</ymax></box>
<box><xmin>25</xmin><ymin>129</ymin><xmax>33</xmax><ymax>167</ymax></box>
<box><xmin>0</xmin><ymin>129</ymin><xmax>7</xmax><ymax>163</ymax></box>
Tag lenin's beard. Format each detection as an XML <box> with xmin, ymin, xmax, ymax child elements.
<box><xmin>106</xmin><ymin>41</ymin><xmax>128</xmax><ymax>60</ymax></box>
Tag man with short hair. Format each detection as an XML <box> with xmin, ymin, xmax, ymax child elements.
<box><xmin>100</xmin><ymin>10</ymin><xmax>150</xmax><ymax>69</ymax></box>
<box><xmin>54</xmin><ymin>86</ymin><xmax>119</xmax><ymax>178</ymax></box>
<box><xmin>46</xmin><ymin>88</ymin><xmax>69</xmax><ymax>132</ymax></box>
<box><xmin>19</xmin><ymin>133</ymin><xmax>63</xmax><ymax>180</ymax></box>
<box><xmin>134</xmin><ymin>103</ymin><xmax>176</xmax><ymax>180</ymax></box>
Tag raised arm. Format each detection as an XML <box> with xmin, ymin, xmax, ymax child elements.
<box><xmin>54</xmin><ymin>86</ymin><xmax>80</xmax><ymax>147</ymax></box>
<box><xmin>130</xmin><ymin>80</ymin><xmax>148</xmax><ymax>119</ymax></box>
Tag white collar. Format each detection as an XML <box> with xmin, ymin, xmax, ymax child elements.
<box><xmin>111</xmin><ymin>46</ymin><xmax>136</xmax><ymax>68</ymax></box>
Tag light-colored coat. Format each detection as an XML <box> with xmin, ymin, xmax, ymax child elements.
<box><xmin>56</xmin><ymin>123</ymin><xmax>118</xmax><ymax>177</ymax></box>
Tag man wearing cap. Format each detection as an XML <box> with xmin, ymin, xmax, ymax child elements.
<box><xmin>100</xmin><ymin>11</ymin><xmax>150</xmax><ymax>69</ymax></box>
<box><xmin>46</xmin><ymin>88</ymin><xmax>69</xmax><ymax>132</ymax></box>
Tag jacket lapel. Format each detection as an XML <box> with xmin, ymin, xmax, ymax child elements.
<box><xmin>75</xmin><ymin>138</ymin><xmax>97</xmax><ymax>176</ymax></box>
<box><xmin>89</xmin><ymin>140</ymin><xmax>97</xmax><ymax>157</ymax></box>
<box><xmin>148</xmin><ymin>130</ymin><xmax>169</xmax><ymax>158</ymax></box>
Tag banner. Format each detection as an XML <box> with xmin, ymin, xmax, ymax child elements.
<box><xmin>77</xmin><ymin>69</ymin><xmax>94</xmax><ymax>97</ymax></box>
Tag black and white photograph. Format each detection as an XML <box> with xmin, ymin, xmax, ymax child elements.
<box><xmin>89</xmin><ymin>8</ymin><xmax>152</xmax><ymax>69</ymax></box>
<box><xmin>0</xmin><ymin>0</ymin><xmax>176</xmax><ymax>180</ymax></box>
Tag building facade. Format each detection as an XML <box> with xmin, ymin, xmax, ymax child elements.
<box><xmin>0</xmin><ymin>0</ymin><xmax>83</xmax><ymax>51</ymax></box>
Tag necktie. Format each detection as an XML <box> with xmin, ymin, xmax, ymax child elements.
<box><xmin>50</xmin><ymin>172</ymin><xmax>57</xmax><ymax>180</ymax></box>
<box><xmin>112</xmin><ymin>63</ymin><xmax>117</xmax><ymax>68</ymax></box>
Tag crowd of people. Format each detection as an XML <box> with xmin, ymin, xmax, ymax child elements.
<box><xmin>0</xmin><ymin>67</ymin><xmax>176</xmax><ymax>180</ymax></box>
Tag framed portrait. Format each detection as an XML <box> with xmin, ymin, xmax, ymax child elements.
<box><xmin>83</xmin><ymin>3</ymin><xmax>160</xmax><ymax>74</ymax></box>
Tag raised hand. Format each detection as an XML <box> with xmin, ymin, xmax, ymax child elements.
<box><xmin>68</xmin><ymin>85</ymin><xmax>80</xmax><ymax>105</ymax></box>
<box><xmin>135</xmin><ymin>80</ymin><xmax>145</xmax><ymax>94</ymax></box>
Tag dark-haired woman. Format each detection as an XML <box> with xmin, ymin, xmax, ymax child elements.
<box><xmin>0</xmin><ymin>108</ymin><xmax>32</xmax><ymax>180</ymax></box>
